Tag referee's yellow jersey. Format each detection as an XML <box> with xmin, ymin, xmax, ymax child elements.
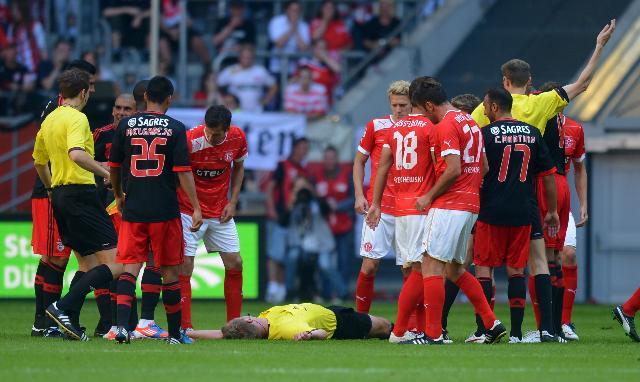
<box><xmin>258</xmin><ymin>303</ymin><xmax>337</xmax><ymax>340</ymax></box>
<box><xmin>32</xmin><ymin>105</ymin><xmax>96</xmax><ymax>187</ymax></box>
<box><xmin>471</xmin><ymin>90</ymin><xmax>569</xmax><ymax>134</ymax></box>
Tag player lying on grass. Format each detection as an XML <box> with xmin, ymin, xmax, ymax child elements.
<box><xmin>187</xmin><ymin>303</ymin><xmax>392</xmax><ymax>340</ymax></box>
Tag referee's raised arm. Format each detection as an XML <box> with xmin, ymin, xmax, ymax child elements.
<box><xmin>32</xmin><ymin>68</ymin><xmax>123</xmax><ymax>342</ymax></box>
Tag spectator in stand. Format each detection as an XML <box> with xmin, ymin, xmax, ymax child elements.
<box><xmin>362</xmin><ymin>0</ymin><xmax>401</xmax><ymax>61</ymax></box>
<box><xmin>102</xmin><ymin>0</ymin><xmax>151</xmax><ymax>56</ymax></box>
<box><xmin>268</xmin><ymin>1</ymin><xmax>310</xmax><ymax>76</ymax></box>
<box><xmin>222</xmin><ymin>93</ymin><xmax>240</xmax><ymax>112</ymax></box>
<box><xmin>265</xmin><ymin>137</ymin><xmax>310</xmax><ymax>303</ymax></box>
<box><xmin>6</xmin><ymin>0</ymin><xmax>47</xmax><ymax>73</ymax></box>
<box><xmin>348</xmin><ymin>1</ymin><xmax>374</xmax><ymax>51</ymax></box>
<box><xmin>298</xmin><ymin>39</ymin><xmax>340</xmax><ymax>104</ymax></box>
<box><xmin>0</xmin><ymin>41</ymin><xmax>35</xmax><ymax>113</ymax></box>
<box><xmin>193</xmin><ymin>70</ymin><xmax>223</xmax><ymax>108</ymax></box>
<box><xmin>37</xmin><ymin>39</ymin><xmax>71</xmax><ymax>91</ymax></box>
<box><xmin>314</xmin><ymin>146</ymin><xmax>354</xmax><ymax>299</ymax></box>
<box><xmin>159</xmin><ymin>0</ymin><xmax>210</xmax><ymax>68</ymax></box>
<box><xmin>218</xmin><ymin>44</ymin><xmax>278</xmax><ymax>113</ymax></box>
<box><xmin>53</xmin><ymin>0</ymin><xmax>80</xmax><ymax>42</ymax></box>
<box><xmin>213</xmin><ymin>1</ymin><xmax>255</xmax><ymax>54</ymax></box>
<box><xmin>311</xmin><ymin>1</ymin><xmax>352</xmax><ymax>55</ymax></box>
<box><xmin>81</xmin><ymin>51</ymin><xmax>117</xmax><ymax>82</ymax></box>
<box><xmin>284</xmin><ymin>66</ymin><xmax>329</xmax><ymax>121</ymax></box>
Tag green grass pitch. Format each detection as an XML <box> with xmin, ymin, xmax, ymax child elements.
<box><xmin>0</xmin><ymin>300</ymin><xmax>637</xmax><ymax>382</ymax></box>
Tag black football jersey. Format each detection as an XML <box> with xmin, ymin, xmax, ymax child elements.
<box><xmin>93</xmin><ymin>124</ymin><xmax>117</xmax><ymax>207</ymax></box>
<box><xmin>109</xmin><ymin>111</ymin><xmax>191</xmax><ymax>222</ymax></box>
<box><xmin>542</xmin><ymin>114</ymin><xmax>566</xmax><ymax>175</ymax></box>
<box><xmin>479</xmin><ymin>119</ymin><xmax>555</xmax><ymax>226</ymax></box>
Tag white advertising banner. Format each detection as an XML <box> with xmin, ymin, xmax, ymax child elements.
<box><xmin>167</xmin><ymin>108</ymin><xmax>306</xmax><ymax>171</ymax></box>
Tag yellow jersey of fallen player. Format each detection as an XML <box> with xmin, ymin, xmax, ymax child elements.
<box><xmin>259</xmin><ymin>303</ymin><xmax>337</xmax><ymax>340</ymax></box>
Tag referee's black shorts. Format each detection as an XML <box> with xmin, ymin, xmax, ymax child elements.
<box><xmin>51</xmin><ymin>185</ymin><xmax>117</xmax><ymax>256</ymax></box>
<box><xmin>326</xmin><ymin>305</ymin><xmax>372</xmax><ymax>340</ymax></box>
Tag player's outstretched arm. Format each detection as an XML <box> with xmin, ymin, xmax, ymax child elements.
<box><xmin>187</xmin><ymin>329</ymin><xmax>224</xmax><ymax>340</ymax></box>
<box><xmin>221</xmin><ymin>160</ymin><xmax>245</xmax><ymax>223</ymax></box>
<box><xmin>353</xmin><ymin>151</ymin><xmax>369</xmax><ymax>215</ymax></box>
<box><xmin>573</xmin><ymin>160</ymin><xmax>588</xmax><ymax>227</ymax></box>
<box><xmin>542</xmin><ymin>173</ymin><xmax>560</xmax><ymax>237</ymax></box>
<box><xmin>416</xmin><ymin>154</ymin><xmax>461</xmax><ymax>211</ymax></box>
<box><xmin>366</xmin><ymin>147</ymin><xmax>392</xmax><ymax>229</ymax></box>
<box><xmin>563</xmin><ymin>19</ymin><xmax>616</xmax><ymax>100</ymax></box>
<box><xmin>177</xmin><ymin>171</ymin><xmax>203</xmax><ymax>232</ymax></box>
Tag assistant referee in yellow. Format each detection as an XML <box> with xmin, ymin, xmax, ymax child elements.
<box><xmin>32</xmin><ymin>68</ymin><xmax>122</xmax><ymax>341</ymax></box>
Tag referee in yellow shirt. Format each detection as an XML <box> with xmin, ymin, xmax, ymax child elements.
<box><xmin>33</xmin><ymin>68</ymin><xmax>122</xmax><ymax>341</ymax></box>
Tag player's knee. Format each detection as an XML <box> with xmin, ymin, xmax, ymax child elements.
<box><xmin>48</xmin><ymin>256</ymin><xmax>69</xmax><ymax>269</ymax></box>
<box><xmin>222</xmin><ymin>253</ymin><xmax>243</xmax><ymax>271</ymax></box>
<box><xmin>161</xmin><ymin>266</ymin><xmax>180</xmax><ymax>283</ymax></box>
<box><xmin>562</xmin><ymin>247</ymin><xmax>577</xmax><ymax>264</ymax></box>
<box><xmin>181</xmin><ymin>257</ymin><xmax>195</xmax><ymax>276</ymax></box>
<box><xmin>360</xmin><ymin>258</ymin><xmax>379</xmax><ymax>275</ymax></box>
<box><xmin>506</xmin><ymin>267</ymin><xmax>524</xmax><ymax>277</ymax></box>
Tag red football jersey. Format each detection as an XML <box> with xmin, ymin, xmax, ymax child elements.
<box><xmin>431</xmin><ymin>110</ymin><xmax>483</xmax><ymax>213</ymax></box>
<box><xmin>178</xmin><ymin>125</ymin><xmax>248</xmax><ymax>219</ymax></box>
<box><xmin>383</xmin><ymin>114</ymin><xmax>436</xmax><ymax>216</ymax></box>
<box><xmin>358</xmin><ymin>116</ymin><xmax>396</xmax><ymax>216</ymax></box>
<box><xmin>562</xmin><ymin>115</ymin><xmax>585</xmax><ymax>174</ymax></box>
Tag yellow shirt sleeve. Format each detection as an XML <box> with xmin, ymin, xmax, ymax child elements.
<box><xmin>471</xmin><ymin>103</ymin><xmax>490</xmax><ymax>127</ymax></box>
<box><xmin>32</xmin><ymin>129</ymin><xmax>49</xmax><ymax>165</ymax></box>
<box><xmin>67</xmin><ymin>112</ymin><xmax>91</xmax><ymax>151</ymax></box>
<box><xmin>534</xmin><ymin>90</ymin><xmax>569</xmax><ymax>121</ymax></box>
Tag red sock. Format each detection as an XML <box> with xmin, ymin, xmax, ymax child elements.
<box><xmin>393</xmin><ymin>271</ymin><xmax>423</xmax><ymax>336</ymax></box>
<box><xmin>528</xmin><ymin>275</ymin><xmax>541</xmax><ymax>329</ymax></box>
<box><xmin>355</xmin><ymin>272</ymin><xmax>375</xmax><ymax>313</ymax></box>
<box><xmin>423</xmin><ymin>275</ymin><xmax>444</xmax><ymax>339</ymax></box>
<box><xmin>622</xmin><ymin>287</ymin><xmax>640</xmax><ymax>317</ymax></box>
<box><xmin>415</xmin><ymin>299</ymin><xmax>426</xmax><ymax>333</ymax></box>
<box><xmin>490</xmin><ymin>284</ymin><xmax>496</xmax><ymax>310</ymax></box>
<box><xmin>224</xmin><ymin>269</ymin><xmax>243</xmax><ymax>322</ymax></box>
<box><xmin>456</xmin><ymin>271</ymin><xmax>496</xmax><ymax>330</ymax></box>
<box><xmin>179</xmin><ymin>275</ymin><xmax>192</xmax><ymax>329</ymax></box>
<box><xmin>562</xmin><ymin>265</ymin><xmax>578</xmax><ymax>324</ymax></box>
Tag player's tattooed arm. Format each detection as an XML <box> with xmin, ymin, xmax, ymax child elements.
<box><xmin>367</xmin><ymin>147</ymin><xmax>392</xmax><ymax>229</ymax></box>
<box><xmin>563</xmin><ymin>19</ymin><xmax>615</xmax><ymax>100</ymax></box>
<box><xmin>353</xmin><ymin>151</ymin><xmax>369</xmax><ymax>214</ymax></box>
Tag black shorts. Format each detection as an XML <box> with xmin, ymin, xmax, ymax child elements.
<box><xmin>326</xmin><ymin>306</ymin><xmax>372</xmax><ymax>340</ymax></box>
<box><xmin>530</xmin><ymin>198</ymin><xmax>544</xmax><ymax>240</ymax></box>
<box><xmin>51</xmin><ymin>185</ymin><xmax>117</xmax><ymax>256</ymax></box>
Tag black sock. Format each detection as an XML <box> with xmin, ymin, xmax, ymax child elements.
<box><xmin>162</xmin><ymin>281</ymin><xmax>182</xmax><ymax>338</ymax></box>
<box><xmin>535</xmin><ymin>274</ymin><xmax>554</xmax><ymax>334</ymax></box>
<box><xmin>42</xmin><ymin>261</ymin><xmax>66</xmax><ymax>326</ymax></box>
<box><xmin>129</xmin><ymin>294</ymin><xmax>138</xmax><ymax>331</ymax></box>
<box><xmin>109</xmin><ymin>280</ymin><xmax>117</xmax><ymax>327</ymax></box>
<box><xmin>140</xmin><ymin>266</ymin><xmax>162</xmax><ymax>320</ymax></box>
<box><xmin>508</xmin><ymin>274</ymin><xmax>526</xmax><ymax>339</ymax></box>
<box><xmin>475</xmin><ymin>277</ymin><xmax>493</xmax><ymax>335</ymax></box>
<box><xmin>554</xmin><ymin>269</ymin><xmax>565</xmax><ymax>335</ymax></box>
<box><xmin>94</xmin><ymin>281</ymin><xmax>111</xmax><ymax>328</ymax></box>
<box><xmin>116</xmin><ymin>273</ymin><xmax>137</xmax><ymax>328</ymax></box>
<box><xmin>34</xmin><ymin>260</ymin><xmax>47</xmax><ymax>324</ymax></box>
<box><xmin>67</xmin><ymin>271</ymin><xmax>85</xmax><ymax>328</ymax></box>
<box><xmin>442</xmin><ymin>279</ymin><xmax>460</xmax><ymax>331</ymax></box>
<box><xmin>59</xmin><ymin>266</ymin><xmax>113</xmax><ymax>326</ymax></box>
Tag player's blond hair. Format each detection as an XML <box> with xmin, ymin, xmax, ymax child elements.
<box><xmin>221</xmin><ymin>318</ymin><xmax>263</xmax><ymax>339</ymax></box>
<box><xmin>387</xmin><ymin>80</ymin><xmax>410</xmax><ymax>98</ymax></box>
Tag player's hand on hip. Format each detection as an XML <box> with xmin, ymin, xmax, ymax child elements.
<box><xmin>415</xmin><ymin>195</ymin><xmax>431</xmax><ymax>212</ymax></box>
<box><xmin>220</xmin><ymin>202</ymin><xmax>236</xmax><ymax>223</ymax></box>
<box><xmin>366</xmin><ymin>205</ymin><xmax>381</xmax><ymax>230</ymax></box>
<box><xmin>597</xmin><ymin>19</ymin><xmax>616</xmax><ymax>47</ymax></box>
<box><xmin>544</xmin><ymin>211</ymin><xmax>560</xmax><ymax>238</ymax></box>
<box><xmin>576</xmin><ymin>206</ymin><xmax>589</xmax><ymax>227</ymax></box>
<box><xmin>354</xmin><ymin>195</ymin><xmax>369</xmax><ymax>215</ymax></box>
<box><xmin>190</xmin><ymin>209</ymin><xmax>203</xmax><ymax>232</ymax></box>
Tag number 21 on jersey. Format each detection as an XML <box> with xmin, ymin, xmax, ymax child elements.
<box><xmin>393</xmin><ymin>131</ymin><xmax>418</xmax><ymax>170</ymax></box>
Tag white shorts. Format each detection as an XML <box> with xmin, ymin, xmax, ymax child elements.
<box><xmin>360</xmin><ymin>213</ymin><xmax>400</xmax><ymax>265</ymax></box>
<box><xmin>181</xmin><ymin>213</ymin><xmax>240</xmax><ymax>256</ymax></box>
<box><xmin>422</xmin><ymin>208</ymin><xmax>477</xmax><ymax>264</ymax></box>
<box><xmin>564</xmin><ymin>211</ymin><xmax>577</xmax><ymax>248</ymax></box>
<box><xmin>396</xmin><ymin>215</ymin><xmax>428</xmax><ymax>266</ymax></box>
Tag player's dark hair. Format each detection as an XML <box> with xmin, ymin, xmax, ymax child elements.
<box><xmin>501</xmin><ymin>59</ymin><xmax>531</xmax><ymax>87</ymax></box>
<box><xmin>145</xmin><ymin>76</ymin><xmax>174</xmax><ymax>104</ymax></box>
<box><xmin>221</xmin><ymin>318</ymin><xmax>263</xmax><ymax>339</ymax></box>
<box><xmin>284</xmin><ymin>1</ymin><xmax>299</xmax><ymax>11</ymax></box>
<box><xmin>325</xmin><ymin>145</ymin><xmax>337</xmax><ymax>154</ymax></box>
<box><xmin>451</xmin><ymin>93</ymin><xmax>481</xmax><ymax>114</ymax></box>
<box><xmin>133</xmin><ymin>79</ymin><xmax>150</xmax><ymax>110</ymax></box>
<box><xmin>539</xmin><ymin>81</ymin><xmax>561</xmax><ymax>93</ymax></box>
<box><xmin>205</xmin><ymin>105</ymin><xmax>232</xmax><ymax>131</ymax></box>
<box><xmin>409</xmin><ymin>76</ymin><xmax>447</xmax><ymax>107</ymax></box>
<box><xmin>292</xmin><ymin>137</ymin><xmax>309</xmax><ymax>149</ymax></box>
<box><xmin>58</xmin><ymin>68</ymin><xmax>90</xmax><ymax>99</ymax></box>
<box><xmin>484</xmin><ymin>88</ymin><xmax>513</xmax><ymax>113</ymax></box>
<box><xmin>65</xmin><ymin>59</ymin><xmax>97</xmax><ymax>75</ymax></box>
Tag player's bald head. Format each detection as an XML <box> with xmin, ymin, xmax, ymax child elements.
<box><xmin>113</xmin><ymin>93</ymin><xmax>136</xmax><ymax>125</ymax></box>
<box><xmin>116</xmin><ymin>93</ymin><xmax>135</xmax><ymax>107</ymax></box>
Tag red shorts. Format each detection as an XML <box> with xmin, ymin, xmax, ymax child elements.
<box><xmin>536</xmin><ymin>173</ymin><xmax>570</xmax><ymax>250</ymax></box>
<box><xmin>116</xmin><ymin>218</ymin><xmax>184</xmax><ymax>266</ymax></box>
<box><xmin>473</xmin><ymin>221</ymin><xmax>531</xmax><ymax>268</ymax></box>
<box><xmin>31</xmin><ymin>198</ymin><xmax>71</xmax><ymax>257</ymax></box>
<box><xmin>110</xmin><ymin>212</ymin><xmax>122</xmax><ymax>233</ymax></box>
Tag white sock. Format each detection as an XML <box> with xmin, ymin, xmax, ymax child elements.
<box><xmin>138</xmin><ymin>319</ymin><xmax>154</xmax><ymax>328</ymax></box>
